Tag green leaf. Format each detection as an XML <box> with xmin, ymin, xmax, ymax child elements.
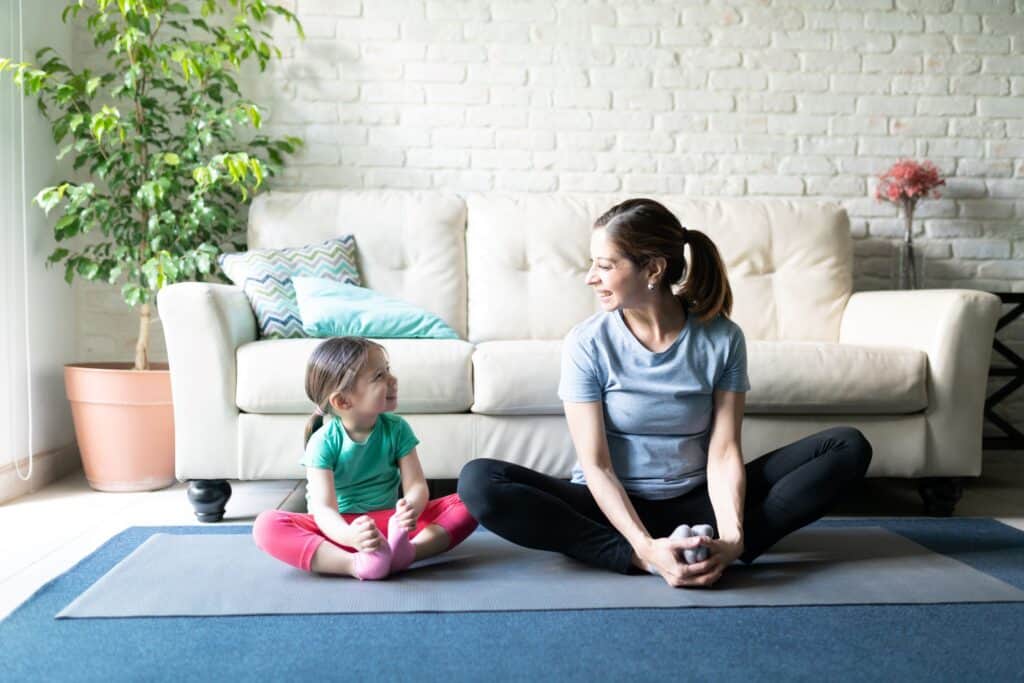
<box><xmin>122</xmin><ymin>283</ymin><xmax>145</xmax><ymax>307</ymax></box>
<box><xmin>163</xmin><ymin>152</ymin><xmax>180</xmax><ymax>166</ymax></box>
<box><xmin>33</xmin><ymin>184</ymin><xmax>67</xmax><ymax>214</ymax></box>
<box><xmin>76</xmin><ymin>259</ymin><xmax>100</xmax><ymax>280</ymax></box>
<box><xmin>192</xmin><ymin>166</ymin><xmax>212</xmax><ymax>187</ymax></box>
<box><xmin>245</xmin><ymin>104</ymin><xmax>261</xmax><ymax>129</ymax></box>
<box><xmin>54</xmin><ymin>213</ymin><xmax>80</xmax><ymax>238</ymax></box>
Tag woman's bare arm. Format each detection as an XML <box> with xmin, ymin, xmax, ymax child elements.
<box><xmin>563</xmin><ymin>400</ymin><xmax>655</xmax><ymax>556</ymax></box>
<box><xmin>705</xmin><ymin>389</ymin><xmax>746</xmax><ymax>545</ymax></box>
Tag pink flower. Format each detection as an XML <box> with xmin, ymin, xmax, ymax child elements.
<box><xmin>875</xmin><ymin>159</ymin><xmax>945</xmax><ymax>206</ymax></box>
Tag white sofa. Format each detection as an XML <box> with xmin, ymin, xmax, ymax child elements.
<box><xmin>158</xmin><ymin>191</ymin><xmax>1001</xmax><ymax>521</ymax></box>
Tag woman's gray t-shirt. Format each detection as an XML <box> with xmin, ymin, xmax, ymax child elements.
<box><xmin>557</xmin><ymin>308</ymin><xmax>751</xmax><ymax>500</ymax></box>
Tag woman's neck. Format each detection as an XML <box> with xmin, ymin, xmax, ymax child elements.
<box><xmin>621</xmin><ymin>295</ymin><xmax>686</xmax><ymax>346</ymax></box>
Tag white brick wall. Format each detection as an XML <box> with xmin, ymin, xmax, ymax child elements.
<box><xmin>73</xmin><ymin>0</ymin><xmax>1024</xmax><ymax>437</ymax></box>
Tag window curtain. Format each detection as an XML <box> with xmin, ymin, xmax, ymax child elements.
<box><xmin>0</xmin><ymin>0</ymin><xmax>27</xmax><ymax>469</ymax></box>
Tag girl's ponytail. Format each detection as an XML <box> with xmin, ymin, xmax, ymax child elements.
<box><xmin>304</xmin><ymin>412</ymin><xmax>324</xmax><ymax>448</ymax></box>
<box><xmin>677</xmin><ymin>228</ymin><xmax>733</xmax><ymax>323</ymax></box>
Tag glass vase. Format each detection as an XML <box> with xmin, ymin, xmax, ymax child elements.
<box><xmin>894</xmin><ymin>239</ymin><xmax>924</xmax><ymax>290</ymax></box>
<box><xmin>893</xmin><ymin>201</ymin><xmax>924</xmax><ymax>290</ymax></box>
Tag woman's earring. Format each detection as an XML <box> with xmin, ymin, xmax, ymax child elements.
<box><xmin>647</xmin><ymin>282</ymin><xmax>655</xmax><ymax>290</ymax></box>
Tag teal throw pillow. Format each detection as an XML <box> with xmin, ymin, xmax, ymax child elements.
<box><xmin>292</xmin><ymin>277</ymin><xmax>460</xmax><ymax>340</ymax></box>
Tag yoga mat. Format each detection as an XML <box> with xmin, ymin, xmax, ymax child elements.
<box><xmin>57</xmin><ymin>526</ymin><xmax>1024</xmax><ymax>618</ymax></box>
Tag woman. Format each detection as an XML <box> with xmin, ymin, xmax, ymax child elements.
<box><xmin>458</xmin><ymin>198</ymin><xmax>872</xmax><ymax>588</ymax></box>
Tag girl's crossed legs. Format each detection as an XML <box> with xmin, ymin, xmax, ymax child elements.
<box><xmin>253</xmin><ymin>493</ymin><xmax>477</xmax><ymax>575</ymax></box>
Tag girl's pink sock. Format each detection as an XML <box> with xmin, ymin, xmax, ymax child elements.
<box><xmin>352</xmin><ymin>545</ymin><xmax>391</xmax><ymax>580</ymax></box>
<box><xmin>388</xmin><ymin>515</ymin><xmax>417</xmax><ymax>573</ymax></box>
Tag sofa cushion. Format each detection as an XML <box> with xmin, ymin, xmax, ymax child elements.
<box><xmin>248</xmin><ymin>190</ymin><xmax>468</xmax><ymax>338</ymax></box>
<box><xmin>219</xmin><ymin>236</ymin><xmax>361</xmax><ymax>339</ymax></box>
<box><xmin>236</xmin><ymin>338</ymin><xmax>474</xmax><ymax>414</ymax></box>
<box><xmin>470</xmin><ymin>340</ymin><xmax>927</xmax><ymax>416</ymax></box>
<box><xmin>472</xmin><ymin>341</ymin><xmax>564</xmax><ymax>415</ymax></box>
<box><xmin>465</xmin><ymin>194</ymin><xmax>852</xmax><ymax>343</ymax></box>
<box><xmin>292</xmin><ymin>278</ymin><xmax>459</xmax><ymax>339</ymax></box>
<box><xmin>745</xmin><ymin>341</ymin><xmax>927</xmax><ymax>414</ymax></box>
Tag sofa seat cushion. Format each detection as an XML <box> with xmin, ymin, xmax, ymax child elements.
<box><xmin>471</xmin><ymin>340</ymin><xmax>927</xmax><ymax>416</ymax></box>
<box><xmin>472</xmin><ymin>341</ymin><xmax>564</xmax><ymax>415</ymax></box>
<box><xmin>237</xmin><ymin>338</ymin><xmax>474</xmax><ymax>414</ymax></box>
<box><xmin>745</xmin><ymin>340</ymin><xmax>927</xmax><ymax>414</ymax></box>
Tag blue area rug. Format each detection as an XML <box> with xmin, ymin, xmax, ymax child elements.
<box><xmin>3</xmin><ymin>518</ymin><xmax>1024</xmax><ymax>682</ymax></box>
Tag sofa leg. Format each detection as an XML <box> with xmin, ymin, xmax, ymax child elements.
<box><xmin>187</xmin><ymin>479</ymin><xmax>232</xmax><ymax>523</ymax></box>
<box><xmin>917</xmin><ymin>477</ymin><xmax>963</xmax><ymax>517</ymax></box>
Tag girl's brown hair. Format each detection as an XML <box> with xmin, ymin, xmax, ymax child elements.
<box><xmin>594</xmin><ymin>198</ymin><xmax>733</xmax><ymax>322</ymax></box>
<box><xmin>303</xmin><ymin>336</ymin><xmax>386</xmax><ymax>446</ymax></box>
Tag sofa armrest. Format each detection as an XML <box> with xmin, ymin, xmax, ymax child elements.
<box><xmin>158</xmin><ymin>282</ymin><xmax>257</xmax><ymax>480</ymax></box>
<box><xmin>839</xmin><ymin>289</ymin><xmax>1000</xmax><ymax>476</ymax></box>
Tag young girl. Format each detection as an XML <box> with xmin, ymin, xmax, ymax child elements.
<box><xmin>253</xmin><ymin>336</ymin><xmax>478</xmax><ymax>580</ymax></box>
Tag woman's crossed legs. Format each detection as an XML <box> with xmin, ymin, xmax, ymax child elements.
<box><xmin>458</xmin><ymin>426</ymin><xmax>872</xmax><ymax>574</ymax></box>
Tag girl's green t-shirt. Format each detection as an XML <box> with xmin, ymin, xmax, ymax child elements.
<box><xmin>301</xmin><ymin>413</ymin><xmax>419</xmax><ymax>513</ymax></box>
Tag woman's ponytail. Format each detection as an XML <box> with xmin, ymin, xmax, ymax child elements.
<box><xmin>677</xmin><ymin>228</ymin><xmax>733</xmax><ymax>323</ymax></box>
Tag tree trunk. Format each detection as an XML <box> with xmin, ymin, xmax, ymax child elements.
<box><xmin>135</xmin><ymin>303</ymin><xmax>151</xmax><ymax>371</ymax></box>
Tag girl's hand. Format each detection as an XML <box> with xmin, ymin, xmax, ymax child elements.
<box><xmin>393</xmin><ymin>497</ymin><xmax>418</xmax><ymax>531</ymax></box>
<box><xmin>350</xmin><ymin>515</ymin><xmax>386</xmax><ymax>552</ymax></box>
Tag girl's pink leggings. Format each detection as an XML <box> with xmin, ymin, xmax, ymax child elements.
<box><xmin>252</xmin><ymin>493</ymin><xmax>478</xmax><ymax>572</ymax></box>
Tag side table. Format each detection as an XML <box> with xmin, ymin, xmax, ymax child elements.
<box><xmin>984</xmin><ymin>292</ymin><xmax>1024</xmax><ymax>450</ymax></box>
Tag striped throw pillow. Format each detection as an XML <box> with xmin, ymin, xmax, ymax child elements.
<box><xmin>219</xmin><ymin>236</ymin><xmax>361</xmax><ymax>339</ymax></box>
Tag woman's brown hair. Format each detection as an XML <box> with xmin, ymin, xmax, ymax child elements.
<box><xmin>594</xmin><ymin>198</ymin><xmax>733</xmax><ymax>322</ymax></box>
<box><xmin>303</xmin><ymin>336</ymin><xmax>386</xmax><ymax>446</ymax></box>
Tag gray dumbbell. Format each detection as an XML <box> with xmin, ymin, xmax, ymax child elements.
<box><xmin>669</xmin><ymin>524</ymin><xmax>699</xmax><ymax>564</ymax></box>
<box><xmin>690</xmin><ymin>524</ymin><xmax>714</xmax><ymax>564</ymax></box>
<box><xmin>670</xmin><ymin>523</ymin><xmax>714</xmax><ymax>564</ymax></box>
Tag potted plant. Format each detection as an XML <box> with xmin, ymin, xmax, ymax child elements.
<box><xmin>0</xmin><ymin>0</ymin><xmax>303</xmax><ymax>491</ymax></box>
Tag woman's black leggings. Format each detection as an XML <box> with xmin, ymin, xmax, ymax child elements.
<box><xmin>457</xmin><ymin>426</ymin><xmax>872</xmax><ymax>574</ymax></box>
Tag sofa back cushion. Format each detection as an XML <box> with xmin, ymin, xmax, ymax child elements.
<box><xmin>465</xmin><ymin>194</ymin><xmax>852</xmax><ymax>342</ymax></box>
<box><xmin>248</xmin><ymin>190</ymin><xmax>468</xmax><ymax>338</ymax></box>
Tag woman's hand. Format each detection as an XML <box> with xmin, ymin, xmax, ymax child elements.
<box><xmin>644</xmin><ymin>534</ymin><xmax>743</xmax><ymax>588</ymax></box>
<box><xmin>392</xmin><ymin>497</ymin><xmax>418</xmax><ymax>531</ymax></box>
<box><xmin>642</xmin><ymin>537</ymin><xmax>692</xmax><ymax>586</ymax></box>
<box><xmin>349</xmin><ymin>515</ymin><xmax>386</xmax><ymax>552</ymax></box>
<box><xmin>678</xmin><ymin>536</ymin><xmax>744</xmax><ymax>588</ymax></box>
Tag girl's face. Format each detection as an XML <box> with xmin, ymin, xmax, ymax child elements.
<box><xmin>335</xmin><ymin>346</ymin><xmax>398</xmax><ymax>416</ymax></box>
<box><xmin>585</xmin><ymin>228</ymin><xmax>648</xmax><ymax>311</ymax></box>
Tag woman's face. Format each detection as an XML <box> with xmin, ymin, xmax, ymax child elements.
<box><xmin>585</xmin><ymin>228</ymin><xmax>648</xmax><ymax>311</ymax></box>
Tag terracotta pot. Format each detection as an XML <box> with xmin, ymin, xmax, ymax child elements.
<box><xmin>64</xmin><ymin>363</ymin><xmax>176</xmax><ymax>492</ymax></box>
